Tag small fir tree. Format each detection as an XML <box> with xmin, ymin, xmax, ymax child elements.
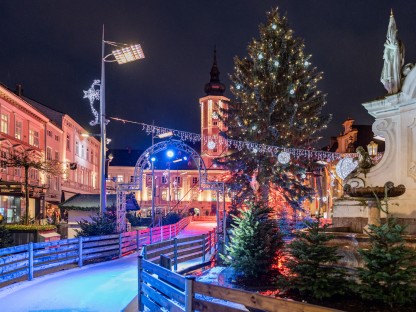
<box><xmin>76</xmin><ymin>206</ymin><xmax>117</xmax><ymax>237</ymax></box>
<box><xmin>357</xmin><ymin>187</ymin><xmax>416</xmax><ymax>307</ymax></box>
<box><xmin>0</xmin><ymin>225</ymin><xmax>14</xmax><ymax>248</ymax></box>
<box><xmin>221</xmin><ymin>202</ymin><xmax>284</xmax><ymax>284</ymax></box>
<box><xmin>216</xmin><ymin>7</ymin><xmax>330</xmax><ymax>210</ymax></box>
<box><xmin>162</xmin><ymin>212</ymin><xmax>182</xmax><ymax>225</ymax></box>
<box><xmin>276</xmin><ymin>207</ymin><xmax>292</xmax><ymax>238</ymax></box>
<box><xmin>280</xmin><ymin>217</ymin><xmax>348</xmax><ymax>300</ymax></box>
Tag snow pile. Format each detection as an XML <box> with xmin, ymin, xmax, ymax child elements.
<box><xmin>196</xmin><ymin>266</ymin><xmax>227</xmax><ymax>284</ymax></box>
<box><xmin>195</xmin><ymin>266</ymin><xmax>249</xmax><ymax>311</ymax></box>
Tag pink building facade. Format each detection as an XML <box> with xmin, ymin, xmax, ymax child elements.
<box><xmin>0</xmin><ymin>84</ymin><xmax>99</xmax><ymax>223</ymax></box>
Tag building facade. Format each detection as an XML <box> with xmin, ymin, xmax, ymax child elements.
<box><xmin>108</xmin><ymin>50</ymin><xmax>231</xmax><ymax>218</ymax></box>
<box><xmin>0</xmin><ymin>84</ymin><xmax>99</xmax><ymax>223</ymax></box>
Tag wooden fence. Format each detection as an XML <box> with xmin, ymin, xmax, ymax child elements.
<box><xmin>142</xmin><ymin>229</ymin><xmax>216</xmax><ymax>272</ymax></box>
<box><xmin>191</xmin><ymin>216</ymin><xmax>217</xmax><ymax>222</ymax></box>
<box><xmin>138</xmin><ymin>255</ymin><xmax>341</xmax><ymax>312</ymax></box>
<box><xmin>0</xmin><ymin>216</ymin><xmax>191</xmax><ymax>286</ymax></box>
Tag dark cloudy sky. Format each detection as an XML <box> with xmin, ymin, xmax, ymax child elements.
<box><xmin>0</xmin><ymin>1</ymin><xmax>414</xmax><ymax>150</ymax></box>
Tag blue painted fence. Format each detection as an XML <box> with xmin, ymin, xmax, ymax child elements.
<box><xmin>0</xmin><ymin>217</ymin><xmax>191</xmax><ymax>286</ymax></box>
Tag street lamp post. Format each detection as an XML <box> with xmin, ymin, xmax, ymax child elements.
<box><xmin>150</xmin><ymin>156</ymin><xmax>156</xmax><ymax>229</ymax></box>
<box><xmin>99</xmin><ymin>27</ymin><xmax>107</xmax><ymax>216</ymax></box>
<box><xmin>84</xmin><ymin>25</ymin><xmax>144</xmax><ymax>216</ymax></box>
<box><xmin>166</xmin><ymin>150</ymin><xmax>174</xmax><ymax>215</ymax></box>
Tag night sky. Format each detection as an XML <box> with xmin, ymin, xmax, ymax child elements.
<box><xmin>0</xmin><ymin>1</ymin><xmax>415</xmax><ymax>150</ymax></box>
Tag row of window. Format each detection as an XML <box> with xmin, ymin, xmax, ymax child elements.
<box><xmin>46</xmin><ymin>147</ymin><xmax>59</xmax><ymax>161</ymax></box>
<box><xmin>46</xmin><ymin>129</ymin><xmax>60</xmax><ymax>142</ymax></box>
<box><xmin>1</xmin><ymin>113</ymin><xmax>41</xmax><ymax>148</ymax></box>
<box><xmin>66</xmin><ymin>134</ymin><xmax>96</xmax><ymax>164</ymax></box>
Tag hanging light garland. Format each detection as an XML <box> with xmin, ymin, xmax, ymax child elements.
<box><xmin>110</xmin><ymin>116</ymin><xmax>356</xmax><ymax>161</ymax></box>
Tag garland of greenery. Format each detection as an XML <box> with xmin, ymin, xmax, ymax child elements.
<box><xmin>59</xmin><ymin>206</ymin><xmax>99</xmax><ymax>211</ymax></box>
<box><xmin>5</xmin><ymin>224</ymin><xmax>57</xmax><ymax>231</ymax></box>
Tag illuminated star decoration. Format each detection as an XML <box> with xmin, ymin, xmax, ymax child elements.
<box><xmin>83</xmin><ymin>80</ymin><xmax>101</xmax><ymax>126</ymax></box>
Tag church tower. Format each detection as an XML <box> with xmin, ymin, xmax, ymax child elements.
<box><xmin>199</xmin><ymin>48</ymin><xmax>229</xmax><ymax>168</ymax></box>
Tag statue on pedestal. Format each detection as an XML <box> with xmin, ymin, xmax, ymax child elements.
<box><xmin>381</xmin><ymin>9</ymin><xmax>405</xmax><ymax>94</ymax></box>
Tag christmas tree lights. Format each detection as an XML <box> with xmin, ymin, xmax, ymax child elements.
<box><xmin>215</xmin><ymin>7</ymin><xmax>331</xmax><ymax>211</ymax></box>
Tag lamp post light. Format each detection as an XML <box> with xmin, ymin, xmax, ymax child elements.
<box><xmin>84</xmin><ymin>26</ymin><xmax>144</xmax><ymax>216</ymax></box>
<box><xmin>367</xmin><ymin>141</ymin><xmax>378</xmax><ymax>158</ymax></box>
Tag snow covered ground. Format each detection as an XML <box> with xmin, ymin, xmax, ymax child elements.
<box><xmin>195</xmin><ymin>266</ymin><xmax>249</xmax><ymax>311</ymax></box>
<box><xmin>0</xmin><ymin>221</ymin><xmax>217</xmax><ymax>312</ymax></box>
<box><xmin>176</xmin><ymin>221</ymin><xmax>216</xmax><ymax>238</ymax></box>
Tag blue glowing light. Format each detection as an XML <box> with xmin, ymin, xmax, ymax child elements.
<box><xmin>150</xmin><ymin>156</ymin><xmax>156</xmax><ymax>162</ymax></box>
<box><xmin>167</xmin><ymin>150</ymin><xmax>174</xmax><ymax>158</ymax></box>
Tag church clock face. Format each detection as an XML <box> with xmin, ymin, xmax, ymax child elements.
<box><xmin>212</xmin><ymin>111</ymin><xmax>219</xmax><ymax>119</ymax></box>
<box><xmin>207</xmin><ymin>140</ymin><xmax>216</xmax><ymax>150</ymax></box>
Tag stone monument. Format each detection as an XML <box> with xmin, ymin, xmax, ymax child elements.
<box><xmin>333</xmin><ymin>10</ymin><xmax>416</xmax><ymax>233</ymax></box>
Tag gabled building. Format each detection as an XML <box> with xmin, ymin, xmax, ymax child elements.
<box><xmin>0</xmin><ymin>84</ymin><xmax>99</xmax><ymax>223</ymax></box>
<box><xmin>326</xmin><ymin>118</ymin><xmax>385</xmax><ymax>154</ymax></box>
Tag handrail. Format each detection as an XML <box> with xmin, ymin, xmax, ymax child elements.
<box><xmin>137</xmin><ymin>253</ymin><xmax>341</xmax><ymax>312</ymax></box>
<box><xmin>142</xmin><ymin>228</ymin><xmax>217</xmax><ymax>272</ymax></box>
<box><xmin>0</xmin><ymin>216</ymin><xmax>192</xmax><ymax>286</ymax></box>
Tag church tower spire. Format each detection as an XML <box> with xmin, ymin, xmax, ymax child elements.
<box><xmin>381</xmin><ymin>9</ymin><xmax>405</xmax><ymax>94</ymax></box>
<box><xmin>199</xmin><ymin>48</ymin><xmax>229</xmax><ymax>168</ymax></box>
<box><xmin>204</xmin><ymin>47</ymin><xmax>226</xmax><ymax>96</ymax></box>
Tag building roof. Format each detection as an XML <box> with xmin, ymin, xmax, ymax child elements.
<box><xmin>324</xmin><ymin>124</ymin><xmax>385</xmax><ymax>153</ymax></box>
<box><xmin>59</xmin><ymin>193</ymin><xmax>139</xmax><ymax>211</ymax></box>
<box><xmin>21</xmin><ymin>95</ymin><xmax>65</xmax><ymax>128</ymax></box>
<box><xmin>204</xmin><ymin>48</ymin><xmax>226</xmax><ymax>96</ymax></box>
<box><xmin>108</xmin><ymin>149</ymin><xmax>144</xmax><ymax>167</ymax></box>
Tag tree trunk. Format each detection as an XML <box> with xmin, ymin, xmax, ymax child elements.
<box><xmin>24</xmin><ymin>166</ymin><xmax>29</xmax><ymax>225</ymax></box>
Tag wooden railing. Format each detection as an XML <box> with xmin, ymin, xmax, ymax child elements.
<box><xmin>138</xmin><ymin>255</ymin><xmax>341</xmax><ymax>312</ymax></box>
<box><xmin>191</xmin><ymin>216</ymin><xmax>217</xmax><ymax>222</ymax></box>
<box><xmin>142</xmin><ymin>229</ymin><xmax>216</xmax><ymax>272</ymax></box>
<box><xmin>0</xmin><ymin>216</ymin><xmax>192</xmax><ymax>286</ymax></box>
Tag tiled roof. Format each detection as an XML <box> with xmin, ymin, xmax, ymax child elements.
<box><xmin>22</xmin><ymin>96</ymin><xmax>65</xmax><ymax>128</ymax></box>
<box><xmin>59</xmin><ymin>193</ymin><xmax>139</xmax><ymax>211</ymax></box>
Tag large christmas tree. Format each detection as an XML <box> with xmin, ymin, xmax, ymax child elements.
<box><xmin>216</xmin><ymin>8</ymin><xmax>330</xmax><ymax>211</ymax></box>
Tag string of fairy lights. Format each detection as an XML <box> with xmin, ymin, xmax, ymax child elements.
<box><xmin>110</xmin><ymin>117</ymin><xmax>358</xmax><ymax>162</ymax></box>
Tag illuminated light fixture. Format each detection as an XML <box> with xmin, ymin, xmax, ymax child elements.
<box><xmin>183</xmin><ymin>156</ymin><xmax>188</xmax><ymax>161</ymax></box>
<box><xmin>167</xmin><ymin>150</ymin><xmax>174</xmax><ymax>158</ymax></box>
<box><xmin>112</xmin><ymin>44</ymin><xmax>145</xmax><ymax>64</ymax></box>
<box><xmin>156</xmin><ymin>131</ymin><xmax>174</xmax><ymax>139</ymax></box>
<box><xmin>81</xmin><ymin>133</ymin><xmax>90</xmax><ymax>138</ymax></box>
<box><xmin>150</xmin><ymin>156</ymin><xmax>156</xmax><ymax>162</ymax></box>
<box><xmin>367</xmin><ymin>141</ymin><xmax>378</xmax><ymax>157</ymax></box>
<box><xmin>173</xmin><ymin>158</ymin><xmax>182</xmax><ymax>163</ymax></box>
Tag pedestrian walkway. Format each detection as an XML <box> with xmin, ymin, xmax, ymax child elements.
<box><xmin>0</xmin><ymin>220</ymin><xmax>217</xmax><ymax>312</ymax></box>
